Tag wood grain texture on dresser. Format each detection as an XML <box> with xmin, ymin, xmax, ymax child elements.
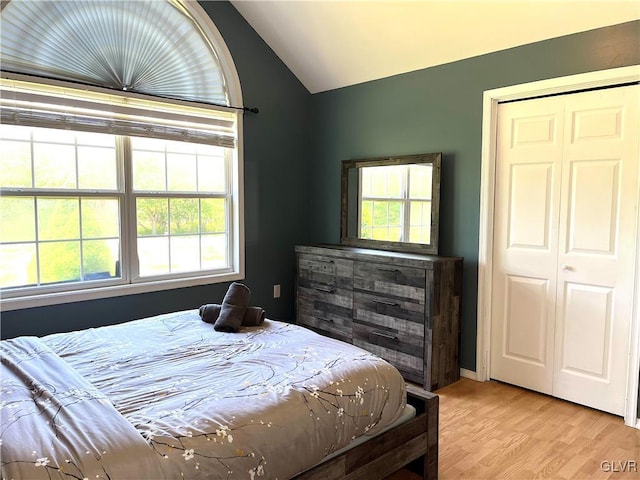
<box><xmin>295</xmin><ymin>244</ymin><xmax>462</xmax><ymax>391</ymax></box>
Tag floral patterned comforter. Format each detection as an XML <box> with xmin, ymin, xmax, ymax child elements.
<box><xmin>1</xmin><ymin>310</ymin><xmax>406</xmax><ymax>479</ymax></box>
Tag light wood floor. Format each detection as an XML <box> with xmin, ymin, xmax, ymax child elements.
<box><xmin>386</xmin><ymin>378</ymin><xmax>640</xmax><ymax>480</ymax></box>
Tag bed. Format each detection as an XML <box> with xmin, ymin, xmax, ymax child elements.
<box><xmin>0</xmin><ymin>309</ymin><xmax>438</xmax><ymax>479</ymax></box>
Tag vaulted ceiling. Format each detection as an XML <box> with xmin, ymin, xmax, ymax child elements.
<box><xmin>230</xmin><ymin>0</ymin><xmax>640</xmax><ymax>93</ymax></box>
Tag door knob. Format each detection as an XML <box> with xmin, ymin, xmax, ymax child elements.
<box><xmin>561</xmin><ymin>264</ymin><xmax>573</xmax><ymax>271</ymax></box>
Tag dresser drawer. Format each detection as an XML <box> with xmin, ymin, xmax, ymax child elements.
<box><xmin>353</xmin><ymin>322</ymin><xmax>424</xmax><ymax>382</ymax></box>
<box><xmin>297</xmin><ymin>311</ymin><xmax>352</xmax><ymax>343</ymax></box>
<box><xmin>298</xmin><ymin>253</ymin><xmax>353</xmax><ymax>289</ymax></box>
<box><xmin>297</xmin><ymin>282</ymin><xmax>352</xmax><ymax>342</ymax></box>
<box><xmin>353</xmin><ymin>291</ymin><xmax>424</xmax><ymax>330</ymax></box>
<box><xmin>353</xmin><ymin>261</ymin><xmax>425</xmax><ymax>302</ymax></box>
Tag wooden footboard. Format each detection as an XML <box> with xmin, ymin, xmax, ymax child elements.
<box><xmin>294</xmin><ymin>384</ymin><xmax>439</xmax><ymax>480</ymax></box>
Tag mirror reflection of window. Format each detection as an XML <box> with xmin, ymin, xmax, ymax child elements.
<box><xmin>358</xmin><ymin>164</ymin><xmax>433</xmax><ymax>244</ymax></box>
<box><xmin>408</xmin><ymin>164</ymin><xmax>433</xmax><ymax>244</ymax></box>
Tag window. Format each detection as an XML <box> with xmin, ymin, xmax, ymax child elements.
<box><xmin>131</xmin><ymin>137</ymin><xmax>230</xmax><ymax>277</ymax></box>
<box><xmin>1</xmin><ymin>126</ymin><xmax>121</xmax><ymax>288</ymax></box>
<box><xmin>0</xmin><ymin>0</ymin><xmax>245</xmax><ymax>310</ymax></box>
<box><xmin>0</xmin><ymin>75</ymin><xmax>242</xmax><ymax>309</ymax></box>
<box><xmin>359</xmin><ymin>164</ymin><xmax>433</xmax><ymax>243</ymax></box>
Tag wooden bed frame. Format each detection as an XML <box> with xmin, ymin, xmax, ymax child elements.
<box><xmin>295</xmin><ymin>384</ymin><xmax>439</xmax><ymax>480</ymax></box>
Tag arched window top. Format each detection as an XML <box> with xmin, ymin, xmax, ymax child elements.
<box><xmin>0</xmin><ymin>0</ymin><xmax>235</xmax><ymax>106</ymax></box>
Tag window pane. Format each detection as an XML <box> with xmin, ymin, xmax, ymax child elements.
<box><xmin>372</xmin><ymin>201</ymin><xmax>389</xmax><ymax>227</ymax></box>
<box><xmin>37</xmin><ymin>197</ymin><xmax>80</xmax><ymax>241</ymax></box>
<box><xmin>370</xmin><ymin>226</ymin><xmax>401</xmax><ymax>242</ymax></box>
<box><xmin>388</xmin><ymin>201</ymin><xmax>402</xmax><ymax>226</ymax></box>
<box><xmin>167</xmin><ymin>153</ymin><xmax>197</xmax><ymax>191</ymax></box>
<box><xmin>0</xmin><ymin>243</ymin><xmax>36</xmax><ymax>288</ymax></box>
<box><xmin>76</xmin><ymin>131</ymin><xmax>115</xmax><ymax>148</ymax></box>
<box><xmin>198</xmin><ymin>154</ymin><xmax>226</xmax><ymax>192</ymax></box>
<box><xmin>0</xmin><ymin>124</ymin><xmax>31</xmax><ymax>140</ymax></box>
<box><xmin>130</xmin><ymin>136</ymin><xmax>165</xmax><ymax>152</ymax></box>
<box><xmin>166</xmin><ymin>139</ymin><xmax>197</xmax><ymax>154</ymax></box>
<box><xmin>410</xmin><ymin>201</ymin><xmax>422</xmax><ymax>225</ymax></box>
<box><xmin>34</xmin><ymin>143</ymin><xmax>77</xmax><ymax>188</ymax></box>
<box><xmin>137</xmin><ymin>198</ymin><xmax>168</xmax><ymax>236</ymax></box>
<box><xmin>83</xmin><ymin>239</ymin><xmax>119</xmax><ymax>279</ymax></box>
<box><xmin>1</xmin><ymin>197</ymin><xmax>35</xmax><ymax>242</ymax></box>
<box><xmin>372</xmin><ymin>227</ymin><xmax>389</xmax><ymax>240</ymax></box>
<box><xmin>362</xmin><ymin>166</ymin><xmax>403</xmax><ymax>198</ymax></box>
<box><xmin>409</xmin><ymin>226</ymin><xmax>422</xmax><ymax>243</ymax></box>
<box><xmin>132</xmin><ymin>151</ymin><xmax>166</xmax><ymax>191</ymax></box>
<box><xmin>388</xmin><ymin>227</ymin><xmax>401</xmax><ymax>241</ymax></box>
<box><xmin>170</xmin><ymin>235</ymin><xmax>200</xmax><ymax>272</ymax></box>
<box><xmin>360</xmin><ymin>200</ymin><xmax>373</xmax><ymax>227</ymax></box>
<box><xmin>409</xmin><ymin>164</ymin><xmax>433</xmax><ymax>199</ymax></box>
<box><xmin>39</xmin><ymin>241</ymin><xmax>81</xmax><ymax>284</ymax></box>
<box><xmin>360</xmin><ymin>226</ymin><xmax>372</xmax><ymax>239</ymax></box>
<box><xmin>360</xmin><ymin>200</ymin><xmax>375</xmax><ymax>238</ymax></box>
<box><xmin>409</xmin><ymin>226</ymin><xmax>430</xmax><ymax>244</ymax></box>
<box><xmin>361</xmin><ymin>169</ymin><xmax>373</xmax><ymax>197</ymax></box>
<box><xmin>422</xmin><ymin>201</ymin><xmax>432</xmax><ymax>224</ymax></box>
<box><xmin>0</xmin><ymin>140</ymin><xmax>32</xmax><ymax>188</ymax></box>
<box><xmin>201</xmin><ymin>234</ymin><xmax>227</xmax><ymax>269</ymax></box>
<box><xmin>138</xmin><ymin>236</ymin><xmax>169</xmax><ymax>277</ymax></box>
<box><xmin>386</xmin><ymin>168</ymin><xmax>403</xmax><ymax>197</ymax></box>
<box><xmin>367</xmin><ymin>200</ymin><xmax>402</xmax><ymax>241</ymax></box>
<box><xmin>409</xmin><ymin>201</ymin><xmax>431</xmax><ymax>244</ymax></box>
<box><xmin>170</xmin><ymin>198</ymin><xmax>199</xmax><ymax>234</ymax></box>
<box><xmin>78</xmin><ymin>146</ymin><xmax>118</xmax><ymax>190</ymax></box>
<box><xmin>410</xmin><ymin>201</ymin><xmax>431</xmax><ymax>227</ymax></box>
<box><xmin>82</xmin><ymin>198</ymin><xmax>119</xmax><ymax>238</ymax></box>
<box><xmin>201</xmin><ymin>198</ymin><xmax>226</xmax><ymax>233</ymax></box>
<box><xmin>32</xmin><ymin>127</ymin><xmax>75</xmax><ymax>144</ymax></box>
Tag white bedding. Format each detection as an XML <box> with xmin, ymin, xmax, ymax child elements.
<box><xmin>1</xmin><ymin>310</ymin><xmax>406</xmax><ymax>479</ymax></box>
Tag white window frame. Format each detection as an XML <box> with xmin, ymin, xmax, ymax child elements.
<box><xmin>1</xmin><ymin>82</ymin><xmax>244</xmax><ymax>311</ymax></box>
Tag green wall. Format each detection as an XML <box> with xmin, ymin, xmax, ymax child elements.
<box><xmin>309</xmin><ymin>21</ymin><xmax>640</xmax><ymax>372</ymax></box>
<box><xmin>0</xmin><ymin>1</ymin><xmax>313</xmax><ymax>339</ymax></box>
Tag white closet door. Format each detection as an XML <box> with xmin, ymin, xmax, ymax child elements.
<box><xmin>491</xmin><ymin>96</ymin><xmax>565</xmax><ymax>394</ymax></box>
<box><xmin>491</xmin><ymin>85</ymin><xmax>639</xmax><ymax>416</ymax></box>
<box><xmin>553</xmin><ymin>85</ymin><xmax>639</xmax><ymax>415</ymax></box>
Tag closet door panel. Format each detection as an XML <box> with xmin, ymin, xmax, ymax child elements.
<box><xmin>553</xmin><ymin>85</ymin><xmax>639</xmax><ymax>415</ymax></box>
<box><xmin>565</xmin><ymin>159</ymin><xmax>620</xmax><ymax>254</ymax></box>
<box><xmin>492</xmin><ymin>84</ymin><xmax>638</xmax><ymax>415</ymax></box>
<box><xmin>559</xmin><ymin>283</ymin><xmax>613</xmax><ymax>378</ymax></box>
<box><xmin>491</xmin><ymin>96</ymin><xmax>565</xmax><ymax>394</ymax></box>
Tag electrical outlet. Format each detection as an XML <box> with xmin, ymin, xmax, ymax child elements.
<box><xmin>273</xmin><ymin>284</ymin><xmax>281</xmax><ymax>298</ymax></box>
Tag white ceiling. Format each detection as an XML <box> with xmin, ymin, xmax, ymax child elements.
<box><xmin>229</xmin><ymin>0</ymin><xmax>640</xmax><ymax>93</ymax></box>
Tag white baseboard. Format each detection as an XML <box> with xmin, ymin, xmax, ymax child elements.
<box><xmin>460</xmin><ymin>368</ymin><xmax>478</xmax><ymax>381</ymax></box>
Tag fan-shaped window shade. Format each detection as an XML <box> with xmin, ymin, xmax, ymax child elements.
<box><xmin>0</xmin><ymin>0</ymin><xmax>229</xmax><ymax>106</ymax></box>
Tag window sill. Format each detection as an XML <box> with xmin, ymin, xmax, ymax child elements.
<box><xmin>0</xmin><ymin>271</ymin><xmax>244</xmax><ymax>312</ymax></box>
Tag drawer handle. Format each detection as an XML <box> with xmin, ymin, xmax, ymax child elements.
<box><xmin>372</xmin><ymin>330</ymin><xmax>397</xmax><ymax>341</ymax></box>
<box><xmin>317</xmin><ymin>259</ymin><xmax>335</xmax><ymax>264</ymax></box>
<box><xmin>314</xmin><ymin>286</ymin><xmax>335</xmax><ymax>293</ymax></box>
<box><xmin>376</xmin><ymin>267</ymin><xmax>399</xmax><ymax>273</ymax></box>
<box><xmin>373</xmin><ymin>299</ymin><xmax>398</xmax><ymax>307</ymax></box>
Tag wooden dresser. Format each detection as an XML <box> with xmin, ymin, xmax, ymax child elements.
<box><xmin>295</xmin><ymin>244</ymin><xmax>462</xmax><ymax>391</ymax></box>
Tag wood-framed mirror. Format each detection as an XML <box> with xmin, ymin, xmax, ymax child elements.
<box><xmin>341</xmin><ymin>152</ymin><xmax>441</xmax><ymax>255</ymax></box>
